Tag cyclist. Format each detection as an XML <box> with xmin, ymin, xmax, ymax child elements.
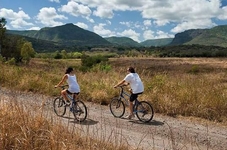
<box><xmin>55</xmin><ymin>67</ymin><xmax>80</xmax><ymax>106</ymax></box>
<box><xmin>114</xmin><ymin>67</ymin><xmax>144</xmax><ymax>119</ymax></box>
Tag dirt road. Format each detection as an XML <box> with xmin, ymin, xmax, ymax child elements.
<box><xmin>1</xmin><ymin>88</ymin><xmax>227</xmax><ymax>150</ymax></box>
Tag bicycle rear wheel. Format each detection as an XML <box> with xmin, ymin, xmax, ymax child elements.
<box><xmin>109</xmin><ymin>97</ymin><xmax>125</xmax><ymax>118</ymax></box>
<box><xmin>72</xmin><ymin>100</ymin><xmax>87</xmax><ymax>122</ymax></box>
<box><xmin>53</xmin><ymin>97</ymin><xmax>66</xmax><ymax>116</ymax></box>
<box><xmin>135</xmin><ymin>101</ymin><xmax>154</xmax><ymax>123</ymax></box>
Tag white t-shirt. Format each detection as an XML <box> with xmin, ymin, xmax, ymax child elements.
<box><xmin>124</xmin><ymin>73</ymin><xmax>144</xmax><ymax>94</ymax></box>
<box><xmin>67</xmin><ymin>74</ymin><xmax>80</xmax><ymax>93</ymax></box>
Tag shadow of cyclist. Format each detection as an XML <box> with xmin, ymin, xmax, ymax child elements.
<box><xmin>69</xmin><ymin>118</ymin><xmax>99</xmax><ymax>125</ymax></box>
<box><xmin>129</xmin><ymin>119</ymin><xmax>164</xmax><ymax>126</ymax></box>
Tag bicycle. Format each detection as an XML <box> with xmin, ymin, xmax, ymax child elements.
<box><xmin>53</xmin><ymin>85</ymin><xmax>87</xmax><ymax>122</ymax></box>
<box><xmin>109</xmin><ymin>85</ymin><xmax>154</xmax><ymax>123</ymax></box>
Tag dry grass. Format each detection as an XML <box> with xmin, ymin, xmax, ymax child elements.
<box><xmin>1</xmin><ymin>57</ymin><xmax>227</xmax><ymax>124</ymax></box>
<box><xmin>0</xmin><ymin>96</ymin><xmax>129</xmax><ymax>150</ymax></box>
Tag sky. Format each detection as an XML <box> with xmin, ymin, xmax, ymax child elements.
<box><xmin>1</xmin><ymin>0</ymin><xmax>227</xmax><ymax>42</ymax></box>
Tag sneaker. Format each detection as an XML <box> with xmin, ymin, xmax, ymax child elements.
<box><xmin>125</xmin><ymin>114</ymin><xmax>135</xmax><ymax>119</ymax></box>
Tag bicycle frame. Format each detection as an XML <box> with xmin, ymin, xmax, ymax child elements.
<box><xmin>54</xmin><ymin>84</ymin><xmax>87</xmax><ymax>122</ymax></box>
<box><xmin>110</xmin><ymin>86</ymin><xmax>154</xmax><ymax>122</ymax></box>
<box><xmin>117</xmin><ymin>86</ymin><xmax>140</xmax><ymax>109</ymax></box>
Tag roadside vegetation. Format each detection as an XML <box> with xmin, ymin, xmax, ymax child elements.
<box><xmin>1</xmin><ymin>56</ymin><xmax>227</xmax><ymax>124</ymax></box>
<box><xmin>0</xmin><ymin>96</ymin><xmax>129</xmax><ymax>150</ymax></box>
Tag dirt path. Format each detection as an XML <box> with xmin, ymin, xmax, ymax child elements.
<box><xmin>1</xmin><ymin>88</ymin><xmax>227</xmax><ymax>150</ymax></box>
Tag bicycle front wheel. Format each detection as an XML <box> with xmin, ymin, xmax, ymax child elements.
<box><xmin>72</xmin><ymin>100</ymin><xmax>87</xmax><ymax>122</ymax></box>
<box><xmin>53</xmin><ymin>97</ymin><xmax>66</xmax><ymax>116</ymax></box>
<box><xmin>135</xmin><ymin>101</ymin><xmax>154</xmax><ymax>123</ymax></box>
<box><xmin>109</xmin><ymin>97</ymin><xmax>125</xmax><ymax>118</ymax></box>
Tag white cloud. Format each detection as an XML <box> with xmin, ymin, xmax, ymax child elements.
<box><xmin>11</xmin><ymin>19</ymin><xmax>33</xmax><ymax>28</ymax></box>
<box><xmin>143</xmin><ymin>29</ymin><xmax>174</xmax><ymax>40</ymax></box>
<box><xmin>93</xmin><ymin>6</ymin><xmax>114</xmax><ymax>18</ymax></box>
<box><xmin>59</xmin><ymin>1</ymin><xmax>91</xmax><ymax>17</ymax></box>
<box><xmin>0</xmin><ymin>8</ymin><xmax>30</xmax><ymax>20</ymax></box>
<box><xmin>0</xmin><ymin>8</ymin><xmax>33</xmax><ymax>28</ymax></box>
<box><xmin>120</xmin><ymin>21</ymin><xmax>131</xmax><ymax>27</ymax></box>
<box><xmin>171</xmin><ymin>19</ymin><xmax>216</xmax><ymax>33</ymax></box>
<box><xmin>143</xmin><ymin>20</ymin><xmax>151</xmax><ymax>26</ymax></box>
<box><xmin>140</xmin><ymin>0</ymin><xmax>223</xmax><ymax>31</ymax></box>
<box><xmin>93</xmin><ymin>23</ymin><xmax>115</xmax><ymax>37</ymax></box>
<box><xmin>49</xmin><ymin>0</ymin><xmax>60</xmax><ymax>3</ymax></box>
<box><xmin>218</xmin><ymin>6</ymin><xmax>227</xmax><ymax>20</ymax></box>
<box><xmin>156</xmin><ymin>30</ymin><xmax>174</xmax><ymax>39</ymax></box>
<box><xmin>75</xmin><ymin>22</ymin><xmax>88</xmax><ymax>29</ymax></box>
<box><xmin>143</xmin><ymin>30</ymin><xmax>155</xmax><ymax>40</ymax></box>
<box><xmin>36</xmin><ymin>7</ymin><xmax>67</xmax><ymax>27</ymax></box>
<box><xmin>118</xmin><ymin>29</ymin><xmax>140</xmax><ymax>42</ymax></box>
<box><xmin>28</xmin><ymin>27</ymin><xmax>40</xmax><ymax>30</ymax></box>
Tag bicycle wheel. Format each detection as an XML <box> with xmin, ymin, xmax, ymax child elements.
<box><xmin>109</xmin><ymin>97</ymin><xmax>125</xmax><ymax>118</ymax></box>
<box><xmin>135</xmin><ymin>101</ymin><xmax>154</xmax><ymax>123</ymax></box>
<box><xmin>72</xmin><ymin>100</ymin><xmax>87</xmax><ymax>122</ymax></box>
<box><xmin>53</xmin><ymin>97</ymin><xmax>66</xmax><ymax>116</ymax></box>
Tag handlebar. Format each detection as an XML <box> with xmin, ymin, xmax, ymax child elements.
<box><xmin>55</xmin><ymin>84</ymin><xmax>68</xmax><ymax>90</ymax></box>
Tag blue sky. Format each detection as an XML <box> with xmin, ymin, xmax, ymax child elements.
<box><xmin>1</xmin><ymin>0</ymin><xmax>227</xmax><ymax>42</ymax></box>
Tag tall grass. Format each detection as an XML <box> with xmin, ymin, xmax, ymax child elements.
<box><xmin>0</xmin><ymin>96</ymin><xmax>129</xmax><ymax>150</ymax></box>
<box><xmin>1</xmin><ymin>57</ymin><xmax>227</xmax><ymax>123</ymax></box>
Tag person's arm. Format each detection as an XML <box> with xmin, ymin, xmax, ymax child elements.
<box><xmin>55</xmin><ymin>74</ymin><xmax>67</xmax><ymax>87</ymax></box>
<box><xmin>114</xmin><ymin>80</ymin><xmax>129</xmax><ymax>88</ymax></box>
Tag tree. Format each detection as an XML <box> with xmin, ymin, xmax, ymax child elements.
<box><xmin>21</xmin><ymin>42</ymin><xmax>35</xmax><ymax>64</ymax></box>
<box><xmin>0</xmin><ymin>18</ymin><xmax>7</xmax><ymax>55</ymax></box>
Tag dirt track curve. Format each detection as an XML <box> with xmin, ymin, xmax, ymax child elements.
<box><xmin>1</xmin><ymin>87</ymin><xmax>227</xmax><ymax>150</ymax></box>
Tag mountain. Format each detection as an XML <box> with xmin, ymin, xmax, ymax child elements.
<box><xmin>7</xmin><ymin>23</ymin><xmax>227</xmax><ymax>52</ymax></box>
<box><xmin>7</xmin><ymin>23</ymin><xmax>112</xmax><ymax>51</ymax></box>
<box><xmin>185</xmin><ymin>25</ymin><xmax>227</xmax><ymax>47</ymax></box>
<box><xmin>140</xmin><ymin>38</ymin><xmax>173</xmax><ymax>47</ymax></box>
<box><xmin>169</xmin><ymin>25</ymin><xmax>227</xmax><ymax>47</ymax></box>
<box><xmin>169</xmin><ymin>29</ymin><xmax>206</xmax><ymax>46</ymax></box>
<box><xmin>105</xmin><ymin>36</ymin><xmax>141</xmax><ymax>47</ymax></box>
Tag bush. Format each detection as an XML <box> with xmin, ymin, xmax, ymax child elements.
<box><xmin>80</xmin><ymin>54</ymin><xmax>109</xmax><ymax>71</ymax></box>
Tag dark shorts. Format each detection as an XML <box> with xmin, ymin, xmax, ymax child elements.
<box><xmin>66</xmin><ymin>90</ymin><xmax>80</xmax><ymax>95</ymax></box>
<box><xmin>129</xmin><ymin>92</ymin><xmax>143</xmax><ymax>102</ymax></box>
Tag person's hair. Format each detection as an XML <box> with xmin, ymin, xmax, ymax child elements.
<box><xmin>128</xmin><ymin>67</ymin><xmax>136</xmax><ymax>73</ymax></box>
<box><xmin>65</xmin><ymin>67</ymin><xmax>73</xmax><ymax>74</ymax></box>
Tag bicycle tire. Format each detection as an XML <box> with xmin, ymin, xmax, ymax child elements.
<box><xmin>109</xmin><ymin>97</ymin><xmax>125</xmax><ymax>118</ymax></box>
<box><xmin>135</xmin><ymin>101</ymin><xmax>154</xmax><ymax>123</ymax></box>
<box><xmin>53</xmin><ymin>97</ymin><xmax>66</xmax><ymax>116</ymax></box>
<box><xmin>72</xmin><ymin>100</ymin><xmax>87</xmax><ymax>122</ymax></box>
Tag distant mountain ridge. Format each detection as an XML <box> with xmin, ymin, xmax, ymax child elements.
<box><xmin>141</xmin><ymin>38</ymin><xmax>173</xmax><ymax>47</ymax></box>
<box><xmin>105</xmin><ymin>36</ymin><xmax>141</xmax><ymax>47</ymax></box>
<box><xmin>169</xmin><ymin>25</ymin><xmax>227</xmax><ymax>47</ymax></box>
<box><xmin>6</xmin><ymin>23</ymin><xmax>227</xmax><ymax>52</ymax></box>
<box><xmin>7</xmin><ymin>23</ymin><xmax>111</xmax><ymax>48</ymax></box>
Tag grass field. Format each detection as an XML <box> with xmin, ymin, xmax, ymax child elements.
<box><xmin>1</xmin><ymin>57</ymin><xmax>227</xmax><ymax>123</ymax></box>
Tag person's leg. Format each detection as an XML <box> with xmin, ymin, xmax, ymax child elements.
<box><xmin>129</xmin><ymin>101</ymin><xmax>133</xmax><ymax>115</ymax></box>
<box><xmin>61</xmin><ymin>89</ymin><xmax>70</xmax><ymax>103</ymax></box>
<box><xmin>127</xmin><ymin>94</ymin><xmax>138</xmax><ymax>119</ymax></box>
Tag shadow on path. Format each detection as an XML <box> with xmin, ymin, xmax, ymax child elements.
<box><xmin>129</xmin><ymin>119</ymin><xmax>164</xmax><ymax>126</ymax></box>
<box><xmin>69</xmin><ymin>118</ymin><xmax>99</xmax><ymax>125</ymax></box>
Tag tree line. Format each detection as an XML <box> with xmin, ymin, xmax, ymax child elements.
<box><xmin>0</xmin><ymin>18</ymin><xmax>35</xmax><ymax>64</ymax></box>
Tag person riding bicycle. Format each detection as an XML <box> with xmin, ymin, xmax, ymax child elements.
<box><xmin>114</xmin><ymin>67</ymin><xmax>144</xmax><ymax>119</ymax></box>
<box><xmin>55</xmin><ymin>67</ymin><xmax>80</xmax><ymax>106</ymax></box>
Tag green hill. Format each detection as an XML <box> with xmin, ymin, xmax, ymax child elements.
<box><xmin>7</xmin><ymin>23</ymin><xmax>111</xmax><ymax>51</ymax></box>
<box><xmin>169</xmin><ymin>29</ymin><xmax>206</xmax><ymax>45</ymax></box>
<box><xmin>169</xmin><ymin>25</ymin><xmax>227</xmax><ymax>47</ymax></box>
<box><xmin>140</xmin><ymin>38</ymin><xmax>173</xmax><ymax>47</ymax></box>
<box><xmin>185</xmin><ymin>25</ymin><xmax>227</xmax><ymax>47</ymax></box>
<box><xmin>105</xmin><ymin>36</ymin><xmax>141</xmax><ymax>47</ymax></box>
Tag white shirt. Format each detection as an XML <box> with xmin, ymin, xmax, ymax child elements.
<box><xmin>67</xmin><ymin>74</ymin><xmax>80</xmax><ymax>93</ymax></box>
<box><xmin>124</xmin><ymin>73</ymin><xmax>144</xmax><ymax>94</ymax></box>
